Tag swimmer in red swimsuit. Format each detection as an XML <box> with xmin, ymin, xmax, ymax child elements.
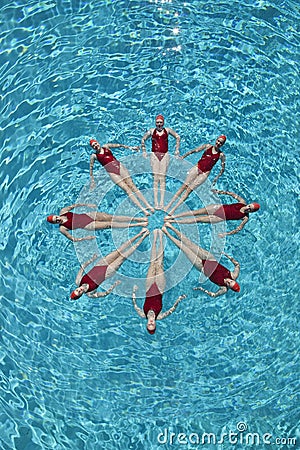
<box><xmin>162</xmin><ymin>223</ymin><xmax>240</xmax><ymax>297</ymax></box>
<box><xmin>132</xmin><ymin>229</ymin><xmax>186</xmax><ymax>334</ymax></box>
<box><xmin>141</xmin><ymin>115</ymin><xmax>181</xmax><ymax>209</ymax></box>
<box><xmin>165</xmin><ymin>135</ymin><xmax>227</xmax><ymax>215</ymax></box>
<box><xmin>167</xmin><ymin>189</ymin><xmax>260</xmax><ymax>237</ymax></box>
<box><xmin>46</xmin><ymin>203</ymin><xmax>148</xmax><ymax>242</ymax></box>
<box><xmin>70</xmin><ymin>228</ymin><xmax>150</xmax><ymax>300</ymax></box>
<box><xmin>89</xmin><ymin>139</ymin><xmax>154</xmax><ymax>215</ymax></box>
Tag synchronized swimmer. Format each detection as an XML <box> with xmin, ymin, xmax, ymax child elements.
<box><xmin>89</xmin><ymin>139</ymin><xmax>154</xmax><ymax>215</ymax></box>
<box><xmin>132</xmin><ymin>229</ymin><xmax>186</xmax><ymax>334</ymax></box>
<box><xmin>141</xmin><ymin>115</ymin><xmax>181</xmax><ymax>209</ymax></box>
<box><xmin>167</xmin><ymin>189</ymin><xmax>260</xmax><ymax>237</ymax></box>
<box><xmin>70</xmin><ymin>229</ymin><xmax>149</xmax><ymax>300</ymax></box>
<box><xmin>162</xmin><ymin>223</ymin><xmax>240</xmax><ymax>297</ymax></box>
<box><xmin>165</xmin><ymin>135</ymin><xmax>227</xmax><ymax>215</ymax></box>
<box><xmin>47</xmin><ymin>203</ymin><xmax>148</xmax><ymax>241</ymax></box>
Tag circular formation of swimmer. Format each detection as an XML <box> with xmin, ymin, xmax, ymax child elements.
<box><xmin>47</xmin><ymin>115</ymin><xmax>260</xmax><ymax>334</ymax></box>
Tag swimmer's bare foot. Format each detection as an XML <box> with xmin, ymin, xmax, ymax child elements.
<box><xmin>135</xmin><ymin>216</ymin><xmax>148</xmax><ymax>222</ymax></box>
<box><xmin>164</xmin><ymin>213</ymin><xmax>174</xmax><ymax>221</ymax></box>
<box><xmin>161</xmin><ymin>225</ymin><xmax>167</xmax><ymax>234</ymax></box>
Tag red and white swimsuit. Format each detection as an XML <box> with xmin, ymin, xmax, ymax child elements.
<box><xmin>60</xmin><ymin>212</ymin><xmax>94</xmax><ymax>230</ymax></box>
<box><xmin>213</xmin><ymin>203</ymin><xmax>248</xmax><ymax>221</ymax></box>
<box><xmin>96</xmin><ymin>148</ymin><xmax>121</xmax><ymax>175</ymax></box>
<box><xmin>143</xmin><ymin>282</ymin><xmax>163</xmax><ymax>318</ymax></box>
<box><xmin>197</xmin><ymin>146</ymin><xmax>220</xmax><ymax>174</ymax></box>
<box><xmin>201</xmin><ymin>260</ymin><xmax>233</xmax><ymax>287</ymax></box>
<box><xmin>152</xmin><ymin>128</ymin><xmax>168</xmax><ymax>161</ymax></box>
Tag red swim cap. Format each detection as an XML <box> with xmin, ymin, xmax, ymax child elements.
<box><xmin>147</xmin><ymin>327</ymin><xmax>156</xmax><ymax>334</ymax></box>
<box><xmin>251</xmin><ymin>203</ymin><xmax>260</xmax><ymax>211</ymax></box>
<box><xmin>70</xmin><ymin>291</ymin><xmax>80</xmax><ymax>300</ymax></box>
<box><xmin>156</xmin><ymin>114</ymin><xmax>164</xmax><ymax>122</ymax></box>
<box><xmin>218</xmin><ymin>135</ymin><xmax>227</xmax><ymax>142</ymax></box>
<box><xmin>90</xmin><ymin>139</ymin><xmax>98</xmax><ymax>147</ymax></box>
<box><xmin>47</xmin><ymin>215</ymin><xmax>56</xmax><ymax>223</ymax></box>
<box><xmin>231</xmin><ymin>281</ymin><xmax>240</xmax><ymax>292</ymax></box>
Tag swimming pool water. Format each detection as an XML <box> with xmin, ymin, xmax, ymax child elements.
<box><xmin>0</xmin><ymin>0</ymin><xmax>299</xmax><ymax>449</ymax></box>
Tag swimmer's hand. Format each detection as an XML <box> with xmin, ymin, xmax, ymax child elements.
<box><xmin>130</xmin><ymin>146</ymin><xmax>140</xmax><ymax>152</ymax></box>
<box><xmin>218</xmin><ymin>233</ymin><xmax>226</xmax><ymax>238</ymax></box>
<box><xmin>142</xmin><ymin>152</ymin><xmax>148</xmax><ymax>159</ymax></box>
<box><xmin>133</xmin><ymin>285</ymin><xmax>139</xmax><ymax>293</ymax></box>
<box><xmin>86</xmin><ymin>203</ymin><xmax>98</xmax><ymax>209</ymax></box>
<box><xmin>193</xmin><ymin>286</ymin><xmax>207</xmax><ymax>293</ymax></box>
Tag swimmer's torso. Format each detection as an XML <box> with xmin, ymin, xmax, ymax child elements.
<box><xmin>143</xmin><ymin>282</ymin><xmax>163</xmax><ymax>318</ymax></box>
<box><xmin>197</xmin><ymin>146</ymin><xmax>220</xmax><ymax>173</ymax></box>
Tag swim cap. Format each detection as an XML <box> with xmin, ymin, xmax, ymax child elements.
<box><xmin>218</xmin><ymin>135</ymin><xmax>227</xmax><ymax>142</ymax></box>
<box><xmin>90</xmin><ymin>139</ymin><xmax>98</xmax><ymax>147</ymax></box>
<box><xmin>147</xmin><ymin>327</ymin><xmax>156</xmax><ymax>334</ymax></box>
<box><xmin>231</xmin><ymin>281</ymin><xmax>240</xmax><ymax>292</ymax></box>
<box><xmin>47</xmin><ymin>215</ymin><xmax>56</xmax><ymax>223</ymax></box>
<box><xmin>156</xmin><ymin>114</ymin><xmax>164</xmax><ymax>122</ymax></box>
<box><xmin>251</xmin><ymin>203</ymin><xmax>260</xmax><ymax>211</ymax></box>
<box><xmin>70</xmin><ymin>291</ymin><xmax>80</xmax><ymax>300</ymax></box>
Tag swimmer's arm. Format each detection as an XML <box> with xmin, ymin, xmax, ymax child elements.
<box><xmin>181</xmin><ymin>143</ymin><xmax>209</xmax><ymax>159</ymax></box>
<box><xmin>141</xmin><ymin>129</ymin><xmax>153</xmax><ymax>156</ymax></box>
<box><xmin>194</xmin><ymin>285</ymin><xmax>227</xmax><ymax>298</ymax></box>
<box><xmin>211</xmin><ymin>152</ymin><xmax>226</xmax><ymax>186</ymax></box>
<box><xmin>59</xmin><ymin>227</ymin><xmax>74</xmax><ymax>241</ymax></box>
<box><xmin>167</xmin><ymin>128</ymin><xmax>181</xmax><ymax>155</ymax></box>
<box><xmin>87</xmin><ymin>280</ymin><xmax>121</xmax><ymax>298</ymax></box>
<box><xmin>132</xmin><ymin>286</ymin><xmax>146</xmax><ymax>318</ymax></box>
<box><xmin>219</xmin><ymin>217</ymin><xmax>249</xmax><ymax>237</ymax></box>
<box><xmin>211</xmin><ymin>189</ymin><xmax>246</xmax><ymax>204</ymax></box>
<box><xmin>59</xmin><ymin>226</ymin><xmax>96</xmax><ymax>242</ymax></box>
<box><xmin>89</xmin><ymin>153</ymin><xmax>97</xmax><ymax>177</ymax></box>
<box><xmin>59</xmin><ymin>203</ymin><xmax>97</xmax><ymax>215</ymax></box>
<box><xmin>104</xmin><ymin>143</ymin><xmax>140</xmax><ymax>151</ymax></box>
<box><xmin>223</xmin><ymin>252</ymin><xmax>240</xmax><ymax>279</ymax></box>
<box><xmin>157</xmin><ymin>294</ymin><xmax>186</xmax><ymax>320</ymax></box>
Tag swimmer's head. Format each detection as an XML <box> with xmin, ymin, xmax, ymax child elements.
<box><xmin>230</xmin><ymin>281</ymin><xmax>240</xmax><ymax>292</ymax></box>
<box><xmin>47</xmin><ymin>215</ymin><xmax>56</xmax><ymax>224</ymax></box>
<box><xmin>155</xmin><ymin>114</ymin><xmax>165</xmax><ymax>126</ymax></box>
<box><xmin>147</xmin><ymin>327</ymin><xmax>156</xmax><ymax>334</ymax></box>
<box><xmin>90</xmin><ymin>139</ymin><xmax>100</xmax><ymax>151</ymax></box>
<box><xmin>216</xmin><ymin>135</ymin><xmax>226</xmax><ymax>147</ymax></box>
<box><xmin>147</xmin><ymin>310</ymin><xmax>156</xmax><ymax>334</ymax></box>
<box><xmin>251</xmin><ymin>202</ymin><xmax>260</xmax><ymax>212</ymax></box>
<box><xmin>244</xmin><ymin>202</ymin><xmax>261</xmax><ymax>214</ymax></box>
<box><xmin>70</xmin><ymin>285</ymin><xmax>87</xmax><ymax>300</ymax></box>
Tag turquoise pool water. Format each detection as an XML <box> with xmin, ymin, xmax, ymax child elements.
<box><xmin>0</xmin><ymin>1</ymin><xmax>299</xmax><ymax>449</ymax></box>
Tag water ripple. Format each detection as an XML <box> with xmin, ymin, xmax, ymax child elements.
<box><xmin>0</xmin><ymin>0</ymin><xmax>299</xmax><ymax>449</ymax></box>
